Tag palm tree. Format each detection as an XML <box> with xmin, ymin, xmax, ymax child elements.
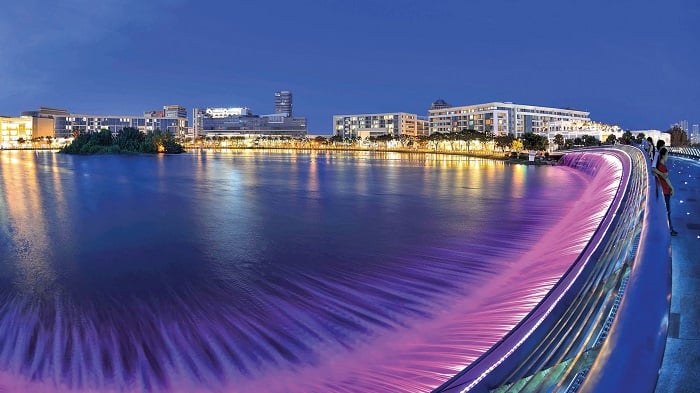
<box><xmin>495</xmin><ymin>134</ymin><xmax>515</xmax><ymax>152</ymax></box>
<box><xmin>553</xmin><ymin>134</ymin><xmax>565</xmax><ymax>150</ymax></box>
<box><xmin>458</xmin><ymin>129</ymin><xmax>480</xmax><ymax>152</ymax></box>
<box><xmin>428</xmin><ymin>132</ymin><xmax>443</xmax><ymax>151</ymax></box>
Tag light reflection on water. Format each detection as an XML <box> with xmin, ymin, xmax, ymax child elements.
<box><xmin>0</xmin><ymin>150</ymin><xmax>606</xmax><ymax>392</ymax></box>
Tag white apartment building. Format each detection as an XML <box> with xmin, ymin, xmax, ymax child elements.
<box><xmin>428</xmin><ymin>102</ymin><xmax>590</xmax><ymax>137</ymax></box>
<box><xmin>205</xmin><ymin>107</ymin><xmax>252</xmax><ymax>118</ymax></box>
<box><xmin>675</xmin><ymin>120</ymin><xmax>689</xmax><ymax>132</ymax></box>
<box><xmin>543</xmin><ymin>119</ymin><xmax>621</xmax><ymax>142</ymax></box>
<box><xmin>627</xmin><ymin>130</ymin><xmax>671</xmax><ymax>146</ymax></box>
<box><xmin>542</xmin><ymin>122</ymin><xmax>670</xmax><ymax>146</ymax></box>
<box><xmin>333</xmin><ymin>112</ymin><xmax>429</xmax><ymax>139</ymax></box>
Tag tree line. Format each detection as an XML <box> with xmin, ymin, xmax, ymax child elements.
<box><xmin>60</xmin><ymin>128</ymin><xmax>184</xmax><ymax>155</ymax></box>
<box><xmin>328</xmin><ymin>129</ymin><xmax>555</xmax><ymax>152</ymax></box>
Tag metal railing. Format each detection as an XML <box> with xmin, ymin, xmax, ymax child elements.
<box><xmin>434</xmin><ymin>146</ymin><xmax>671</xmax><ymax>393</ymax></box>
<box><xmin>669</xmin><ymin>146</ymin><xmax>700</xmax><ymax>159</ymax></box>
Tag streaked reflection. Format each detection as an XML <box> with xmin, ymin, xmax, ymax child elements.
<box><xmin>0</xmin><ymin>151</ymin><xmax>58</xmax><ymax>297</ymax></box>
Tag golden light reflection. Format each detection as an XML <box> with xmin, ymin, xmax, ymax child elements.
<box><xmin>49</xmin><ymin>155</ymin><xmax>68</xmax><ymax>228</ymax></box>
<box><xmin>510</xmin><ymin>164</ymin><xmax>527</xmax><ymax>199</ymax></box>
<box><xmin>0</xmin><ymin>151</ymin><xmax>57</xmax><ymax>295</ymax></box>
<box><xmin>307</xmin><ymin>153</ymin><xmax>319</xmax><ymax>193</ymax></box>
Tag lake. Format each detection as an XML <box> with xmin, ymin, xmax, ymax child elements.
<box><xmin>0</xmin><ymin>149</ymin><xmax>594</xmax><ymax>392</ymax></box>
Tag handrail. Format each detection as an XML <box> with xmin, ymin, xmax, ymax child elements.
<box><xmin>669</xmin><ymin>146</ymin><xmax>700</xmax><ymax>159</ymax></box>
<box><xmin>433</xmin><ymin>146</ymin><xmax>670</xmax><ymax>393</ymax></box>
<box><xmin>579</xmin><ymin>148</ymin><xmax>671</xmax><ymax>392</ymax></box>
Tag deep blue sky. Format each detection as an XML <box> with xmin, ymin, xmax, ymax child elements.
<box><xmin>1</xmin><ymin>0</ymin><xmax>698</xmax><ymax>134</ymax></box>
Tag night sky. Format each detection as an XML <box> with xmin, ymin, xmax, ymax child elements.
<box><xmin>1</xmin><ymin>0</ymin><xmax>698</xmax><ymax>134</ymax></box>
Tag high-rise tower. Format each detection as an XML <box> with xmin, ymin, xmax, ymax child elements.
<box><xmin>274</xmin><ymin>91</ymin><xmax>292</xmax><ymax>117</ymax></box>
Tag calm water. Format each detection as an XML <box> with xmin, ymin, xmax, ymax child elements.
<box><xmin>0</xmin><ymin>150</ymin><xmax>596</xmax><ymax>392</ymax></box>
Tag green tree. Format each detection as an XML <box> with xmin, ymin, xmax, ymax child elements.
<box><xmin>520</xmin><ymin>132</ymin><xmax>548</xmax><ymax>150</ymax></box>
<box><xmin>428</xmin><ymin>132</ymin><xmax>444</xmax><ymax>150</ymax></box>
<box><xmin>619</xmin><ymin>131</ymin><xmax>633</xmax><ymax>145</ymax></box>
<box><xmin>375</xmin><ymin>134</ymin><xmax>393</xmax><ymax>147</ymax></box>
<box><xmin>605</xmin><ymin>134</ymin><xmax>617</xmax><ymax>145</ymax></box>
<box><xmin>511</xmin><ymin>139</ymin><xmax>524</xmax><ymax>152</ymax></box>
<box><xmin>667</xmin><ymin>125</ymin><xmax>688</xmax><ymax>146</ymax></box>
<box><xmin>96</xmin><ymin>129</ymin><xmax>113</xmax><ymax>146</ymax></box>
<box><xmin>60</xmin><ymin>126</ymin><xmax>183</xmax><ymax>155</ymax></box>
<box><xmin>115</xmin><ymin>127</ymin><xmax>144</xmax><ymax>151</ymax></box>
<box><xmin>553</xmin><ymin>134</ymin><xmax>565</xmax><ymax>149</ymax></box>
<box><xmin>582</xmin><ymin>134</ymin><xmax>599</xmax><ymax>146</ymax></box>
<box><xmin>141</xmin><ymin>129</ymin><xmax>182</xmax><ymax>153</ymax></box>
<box><xmin>458</xmin><ymin>129</ymin><xmax>481</xmax><ymax>152</ymax></box>
<box><xmin>495</xmin><ymin>134</ymin><xmax>514</xmax><ymax>152</ymax></box>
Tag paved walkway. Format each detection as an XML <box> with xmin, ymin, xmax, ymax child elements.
<box><xmin>655</xmin><ymin>155</ymin><xmax>700</xmax><ymax>393</ymax></box>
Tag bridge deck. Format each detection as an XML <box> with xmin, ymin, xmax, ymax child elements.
<box><xmin>655</xmin><ymin>155</ymin><xmax>700</xmax><ymax>393</ymax></box>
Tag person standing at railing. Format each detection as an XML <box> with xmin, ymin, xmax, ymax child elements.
<box><xmin>652</xmin><ymin>139</ymin><xmax>665</xmax><ymax>167</ymax></box>
<box><xmin>652</xmin><ymin>147</ymin><xmax>678</xmax><ymax>236</ymax></box>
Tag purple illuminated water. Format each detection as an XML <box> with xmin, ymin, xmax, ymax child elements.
<box><xmin>0</xmin><ymin>150</ymin><xmax>620</xmax><ymax>392</ymax></box>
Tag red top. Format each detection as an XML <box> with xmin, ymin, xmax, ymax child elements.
<box><xmin>656</xmin><ymin>162</ymin><xmax>671</xmax><ymax>195</ymax></box>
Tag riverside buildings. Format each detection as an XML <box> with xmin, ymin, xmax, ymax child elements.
<box><xmin>542</xmin><ymin>119</ymin><xmax>620</xmax><ymax>142</ymax></box>
<box><xmin>195</xmin><ymin>91</ymin><xmax>308</xmax><ymax>138</ymax></box>
<box><xmin>17</xmin><ymin>105</ymin><xmax>188</xmax><ymax>140</ymax></box>
<box><xmin>428</xmin><ymin>102</ymin><xmax>590</xmax><ymax>138</ymax></box>
<box><xmin>675</xmin><ymin>120</ymin><xmax>689</xmax><ymax>133</ymax></box>
<box><xmin>274</xmin><ymin>91</ymin><xmax>293</xmax><ymax>116</ymax></box>
<box><xmin>333</xmin><ymin>102</ymin><xmax>590</xmax><ymax>141</ymax></box>
<box><xmin>0</xmin><ymin>115</ymin><xmax>54</xmax><ymax>147</ymax></box>
<box><xmin>333</xmin><ymin>113</ymin><xmax>429</xmax><ymax>139</ymax></box>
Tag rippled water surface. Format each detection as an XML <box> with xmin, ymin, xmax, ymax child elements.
<box><xmin>0</xmin><ymin>150</ymin><xmax>596</xmax><ymax>392</ymax></box>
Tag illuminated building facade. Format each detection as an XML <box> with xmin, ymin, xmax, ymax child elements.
<box><xmin>274</xmin><ymin>91</ymin><xmax>292</xmax><ymax>117</ymax></box>
<box><xmin>627</xmin><ymin>130</ymin><xmax>671</xmax><ymax>146</ymax></box>
<box><xmin>205</xmin><ymin>107</ymin><xmax>252</xmax><ymax>118</ymax></box>
<box><xmin>195</xmin><ymin>109</ymin><xmax>307</xmax><ymax>137</ymax></box>
<box><xmin>674</xmin><ymin>120</ymin><xmax>689</xmax><ymax>132</ymax></box>
<box><xmin>163</xmin><ymin>105</ymin><xmax>188</xmax><ymax>120</ymax></box>
<box><xmin>333</xmin><ymin>112</ymin><xmax>429</xmax><ymax>139</ymax></box>
<box><xmin>21</xmin><ymin>105</ymin><xmax>188</xmax><ymax>138</ymax></box>
<box><xmin>195</xmin><ymin>91</ymin><xmax>307</xmax><ymax>137</ymax></box>
<box><xmin>0</xmin><ymin>116</ymin><xmax>54</xmax><ymax>147</ymax></box>
<box><xmin>541</xmin><ymin>119</ymin><xmax>619</xmax><ymax>144</ymax></box>
<box><xmin>428</xmin><ymin>102</ymin><xmax>590</xmax><ymax>137</ymax></box>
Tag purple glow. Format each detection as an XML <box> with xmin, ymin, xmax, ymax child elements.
<box><xmin>0</xmin><ymin>151</ymin><xmax>623</xmax><ymax>392</ymax></box>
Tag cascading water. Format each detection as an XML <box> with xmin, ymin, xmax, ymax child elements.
<box><xmin>0</xmin><ymin>150</ymin><xmax>622</xmax><ymax>393</ymax></box>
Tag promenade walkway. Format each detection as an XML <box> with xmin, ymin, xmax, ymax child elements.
<box><xmin>655</xmin><ymin>154</ymin><xmax>700</xmax><ymax>393</ymax></box>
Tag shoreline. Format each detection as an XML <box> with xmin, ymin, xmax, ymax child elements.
<box><xmin>1</xmin><ymin>146</ymin><xmax>561</xmax><ymax>165</ymax></box>
<box><xmin>184</xmin><ymin>145</ymin><xmax>565</xmax><ymax>165</ymax></box>
<box><xmin>182</xmin><ymin>145</ymin><xmax>562</xmax><ymax>165</ymax></box>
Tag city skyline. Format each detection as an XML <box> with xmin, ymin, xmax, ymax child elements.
<box><xmin>1</xmin><ymin>0</ymin><xmax>698</xmax><ymax>134</ymax></box>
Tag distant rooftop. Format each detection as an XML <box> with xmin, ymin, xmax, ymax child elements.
<box><xmin>430</xmin><ymin>99</ymin><xmax>452</xmax><ymax>110</ymax></box>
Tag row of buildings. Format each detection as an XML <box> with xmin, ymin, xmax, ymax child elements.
<box><xmin>671</xmin><ymin>120</ymin><xmax>699</xmax><ymax>144</ymax></box>
<box><xmin>1</xmin><ymin>92</ymin><xmax>673</xmax><ymax>147</ymax></box>
<box><xmin>333</xmin><ymin>100</ymin><xmax>621</xmax><ymax>141</ymax></box>
<box><xmin>192</xmin><ymin>90</ymin><xmax>307</xmax><ymax>138</ymax></box>
<box><xmin>0</xmin><ymin>91</ymin><xmax>307</xmax><ymax>147</ymax></box>
<box><xmin>0</xmin><ymin>105</ymin><xmax>190</xmax><ymax>147</ymax></box>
